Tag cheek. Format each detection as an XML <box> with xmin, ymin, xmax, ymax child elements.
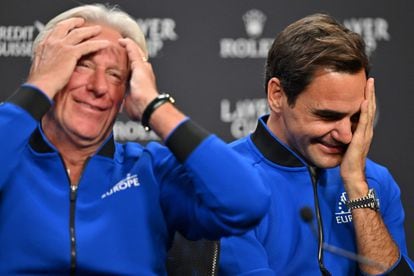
<box><xmin>53</xmin><ymin>89</ymin><xmax>71</xmax><ymax>105</ymax></box>
<box><xmin>290</xmin><ymin>123</ymin><xmax>326</xmax><ymax>143</ymax></box>
<box><xmin>66</xmin><ymin>71</ymin><xmax>91</xmax><ymax>89</ymax></box>
<box><xmin>111</xmin><ymin>87</ymin><xmax>126</xmax><ymax>104</ymax></box>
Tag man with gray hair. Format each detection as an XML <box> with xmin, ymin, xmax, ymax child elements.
<box><xmin>0</xmin><ymin>4</ymin><xmax>270</xmax><ymax>274</ymax></box>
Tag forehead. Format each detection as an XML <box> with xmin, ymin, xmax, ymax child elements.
<box><xmin>299</xmin><ymin>68</ymin><xmax>366</xmax><ymax>108</ymax></box>
<box><xmin>83</xmin><ymin>22</ymin><xmax>123</xmax><ymax>41</ymax></box>
<box><xmin>84</xmin><ymin>22</ymin><xmax>126</xmax><ymax>56</ymax></box>
<box><xmin>82</xmin><ymin>22</ymin><xmax>128</xmax><ymax>67</ymax></box>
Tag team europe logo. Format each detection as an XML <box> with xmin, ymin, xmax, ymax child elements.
<box><xmin>101</xmin><ymin>174</ymin><xmax>140</xmax><ymax>199</ymax></box>
<box><xmin>335</xmin><ymin>192</ymin><xmax>352</xmax><ymax>224</ymax></box>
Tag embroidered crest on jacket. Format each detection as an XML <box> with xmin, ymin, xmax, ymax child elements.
<box><xmin>335</xmin><ymin>192</ymin><xmax>353</xmax><ymax>224</ymax></box>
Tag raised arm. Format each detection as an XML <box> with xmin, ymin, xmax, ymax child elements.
<box><xmin>119</xmin><ymin>37</ymin><xmax>270</xmax><ymax>239</ymax></box>
<box><xmin>340</xmin><ymin>78</ymin><xmax>412</xmax><ymax>274</ymax></box>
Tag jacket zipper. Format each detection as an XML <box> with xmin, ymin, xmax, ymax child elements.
<box><xmin>70</xmin><ymin>184</ymin><xmax>78</xmax><ymax>275</ymax></box>
<box><xmin>61</xmin><ymin>156</ymin><xmax>90</xmax><ymax>275</ymax></box>
<box><xmin>308</xmin><ymin>166</ymin><xmax>330</xmax><ymax>275</ymax></box>
<box><xmin>210</xmin><ymin>240</ymin><xmax>220</xmax><ymax>276</ymax></box>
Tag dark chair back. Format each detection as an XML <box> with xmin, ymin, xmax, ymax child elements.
<box><xmin>167</xmin><ymin>232</ymin><xmax>220</xmax><ymax>276</ymax></box>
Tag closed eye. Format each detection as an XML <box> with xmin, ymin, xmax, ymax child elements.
<box><xmin>350</xmin><ymin>112</ymin><xmax>361</xmax><ymax>124</ymax></box>
<box><xmin>107</xmin><ymin>69</ymin><xmax>126</xmax><ymax>84</ymax></box>
<box><xmin>108</xmin><ymin>70</ymin><xmax>121</xmax><ymax>79</ymax></box>
<box><xmin>313</xmin><ymin>110</ymin><xmax>346</xmax><ymax>121</ymax></box>
<box><xmin>76</xmin><ymin>59</ymin><xmax>93</xmax><ymax>69</ymax></box>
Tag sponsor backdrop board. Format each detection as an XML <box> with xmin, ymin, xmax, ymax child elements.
<box><xmin>1</xmin><ymin>0</ymin><xmax>413</xmax><ymax>257</ymax></box>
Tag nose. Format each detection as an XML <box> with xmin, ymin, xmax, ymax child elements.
<box><xmin>331</xmin><ymin>118</ymin><xmax>353</xmax><ymax>145</ymax></box>
<box><xmin>87</xmin><ymin>70</ymin><xmax>108</xmax><ymax>97</ymax></box>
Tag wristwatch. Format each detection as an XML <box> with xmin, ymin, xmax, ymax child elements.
<box><xmin>346</xmin><ymin>188</ymin><xmax>380</xmax><ymax>211</ymax></box>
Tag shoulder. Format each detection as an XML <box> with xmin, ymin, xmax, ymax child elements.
<box><xmin>114</xmin><ymin>140</ymin><xmax>172</xmax><ymax>161</ymax></box>
<box><xmin>365</xmin><ymin>158</ymin><xmax>402</xmax><ymax>201</ymax></box>
<box><xmin>230</xmin><ymin>135</ymin><xmax>254</xmax><ymax>155</ymax></box>
<box><xmin>365</xmin><ymin>159</ymin><xmax>394</xmax><ymax>182</ymax></box>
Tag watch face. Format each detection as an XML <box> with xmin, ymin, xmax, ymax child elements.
<box><xmin>369</xmin><ymin>188</ymin><xmax>380</xmax><ymax>211</ymax></box>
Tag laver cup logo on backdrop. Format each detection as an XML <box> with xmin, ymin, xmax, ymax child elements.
<box><xmin>113</xmin><ymin>17</ymin><xmax>178</xmax><ymax>143</ymax></box>
<box><xmin>0</xmin><ymin>21</ymin><xmax>44</xmax><ymax>57</ymax></box>
<box><xmin>137</xmin><ymin>17</ymin><xmax>178</xmax><ymax>58</ymax></box>
<box><xmin>219</xmin><ymin>9</ymin><xmax>273</xmax><ymax>58</ymax></box>
<box><xmin>0</xmin><ymin>17</ymin><xmax>178</xmax><ymax>59</ymax></box>
<box><xmin>343</xmin><ymin>17</ymin><xmax>388</xmax><ymax>126</ymax></box>
<box><xmin>343</xmin><ymin>17</ymin><xmax>390</xmax><ymax>56</ymax></box>
<box><xmin>220</xmin><ymin>98</ymin><xmax>269</xmax><ymax>138</ymax></box>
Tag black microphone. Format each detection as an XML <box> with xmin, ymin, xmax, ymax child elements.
<box><xmin>308</xmin><ymin>167</ymin><xmax>331</xmax><ymax>276</ymax></box>
<box><xmin>300</xmin><ymin>206</ymin><xmax>387</xmax><ymax>272</ymax></box>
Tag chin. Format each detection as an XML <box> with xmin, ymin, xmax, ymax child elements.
<box><xmin>70</xmin><ymin>128</ymin><xmax>105</xmax><ymax>142</ymax></box>
<box><xmin>314</xmin><ymin>158</ymin><xmax>342</xmax><ymax>169</ymax></box>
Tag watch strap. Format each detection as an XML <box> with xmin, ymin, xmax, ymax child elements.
<box><xmin>346</xmin><ymin>188</ymin><xmax>379</xmax><ymax>211</ymax></box>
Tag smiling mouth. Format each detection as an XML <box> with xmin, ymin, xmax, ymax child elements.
<box><xmin>75</xmin><ymin>100</ymin><xmax>108</xmax><ymax>112</ymax></box>
<box><xmin>319</xmin><ymin>141</ymin><xmax>347</xmax><ymax>154</ymax></box>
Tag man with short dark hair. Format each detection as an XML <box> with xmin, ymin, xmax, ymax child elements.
<box><xmin>219</xmin><ymin>13</ymin><xmax>413</xmax><ymax>275</ymax></box>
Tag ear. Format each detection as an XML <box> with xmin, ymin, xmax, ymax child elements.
<box><xmin>267</xmin><ymin>77</ymin><xmax>284</xmax><ymax>113</ymax></box>
<box><xmin>119</xmin><ymin>98</ymin><xmax>126</xmax><ymax>113</ymax></box>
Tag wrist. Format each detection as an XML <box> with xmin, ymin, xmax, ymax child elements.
<box><xmin>342</xmin><ymin>177</ymin><xmax>368</xmax><ymax>200</ymax></box>
<box><xmin>346</xmin><ymin>188</ymin><xmax>380</xmax><ymax>211</ymax></box>
<box><xmin>141</xmin><ymin>93</ymin><xmax>175</xmax><ymax>131</ymax></box>
<box><xmin>24</xmin><ymin>80</ymin><xmax>56</xmax><ymax>100</ymax></box>
<box><xmin>345</xmin><ymin>185</ymin><xmax>369</xmax><ymax>201</ymax></box>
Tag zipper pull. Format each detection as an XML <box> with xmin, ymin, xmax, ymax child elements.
<box><xmin>70</xmin><ymin>185</ymin><xmax>78</xmax><ymax>201</ymax></box>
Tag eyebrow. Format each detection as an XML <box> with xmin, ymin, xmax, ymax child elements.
<box><xmin>312</xmin><ymin>109</ymin><xmax>347</xmax><ymax>119</ymax></box>
<box><xmin>80</xmin><ymin>48</ymin><xmax>127</xmax><ymax>70</ymax></box>
<box><xmin>312</xmin><ymin>108</ymin><xmax>362</xmax><ymax>123</ymax></box>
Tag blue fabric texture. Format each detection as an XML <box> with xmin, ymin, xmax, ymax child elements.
<box><xmin>0</xmin><ymin>86</ymin><xmax>270</xmax><ymax>275</ymax></box>
<box><xmin>219</xmin><ymin>116</ymin><xmax>413</xmax><ymax>276</ymax></box>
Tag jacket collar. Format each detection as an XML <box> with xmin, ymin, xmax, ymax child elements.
<box><xmin>251</xmin><ymin>115</ymin><xmax>306</xmax><ymax>167</ymax></box>
<box><xmin>29</xmin><ymin>126</ymin><xmax>116</xmax><ymax>158</ymax></box>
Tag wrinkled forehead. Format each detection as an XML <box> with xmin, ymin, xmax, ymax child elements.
<box><xmin>83</xmin><ymin>22</ymin><xmax>129</xmax><ymax>69</ymax></box>
<box><xmin>83</xmin><ymin>22</ymin><xmax>123</xmax><ymax>43</ymax></box>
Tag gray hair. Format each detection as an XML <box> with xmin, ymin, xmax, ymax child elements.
<box><xmin>33</xmin><ymin>4</ymin><xmax>148</xmax><ymax>58</ymax></box>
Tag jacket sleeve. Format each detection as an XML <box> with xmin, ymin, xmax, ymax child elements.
<box><xmin>0</xmin><ymin>85</ymin><xmax>51</xmax><ymax>189</ymax></box>
<box><xmin>158</xmin><ymin>120</ymin><xmax>271</xmax><ymax>240</ymax></box>
<box><xmin>219</xmin><ymin>222</ymin><xmax>274</xmax><ymax>275</ymax></box>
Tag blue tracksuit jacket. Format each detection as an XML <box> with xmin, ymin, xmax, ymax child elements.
<box><xmin>0</xmin><ymin>86</ymin><xmax>270</xmax><ymax>275</ymax></box>
<box><xmin>219</xmin><ymin>115</ymin><xmax>413</xmax><ymax>275</ymax></box>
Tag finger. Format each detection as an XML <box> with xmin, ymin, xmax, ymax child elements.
<box><xmin>75</xmin><ymin>39</ymin><xmax>111</xmax><ymax>59</ymax></box>
<box><xmin>119</xmin><ymin>38</ymin><xmax>148</xmax><ymax>67</ymax></box>
<box><xmin>65</xmin><ymin>25</ymin><xmax>103</xmax><ymax>45</ymax></box>
<box><xmin>370</xmin><ymin>78</ymin><xmax>376</xmax><ymax>126</ymax></box>
<box><xmin>359</xmin><ymin>99</ymin><xmax>369</xmax><ymax>129</ymax></box>
<box><xmin>49</xmin><ymin>17</ymin><xmax>85</xmax><ymax>38</ymax></box>
<box><xmin>365</xmin><ymin>78</ymin><xmax>376</xmax><ymax>129</ymax></box>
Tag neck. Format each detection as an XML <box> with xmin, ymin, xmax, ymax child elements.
<box><xmin>266</xmin><ymin>113</ymin><xmax>287</xmax><ymax>144</ymax></box>
<box><xmin>62</xmin><ymin>152</ymin><xmax>89</xmax><ymax>186</ymax></box>
<box><xmin>42</xmin><ymin>117</ymin><xmax>101</xmax><ymax>185</ymax></box>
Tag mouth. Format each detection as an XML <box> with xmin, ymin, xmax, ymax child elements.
<box><xmin>319</xmin><ymin>141</ymin><xmax>347</xmax><ymax>154</ymax></box>
<box><xmin>74</xmin><ymin>99</ymin><xmax>109</xmax><ymax>112</ymax></box>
